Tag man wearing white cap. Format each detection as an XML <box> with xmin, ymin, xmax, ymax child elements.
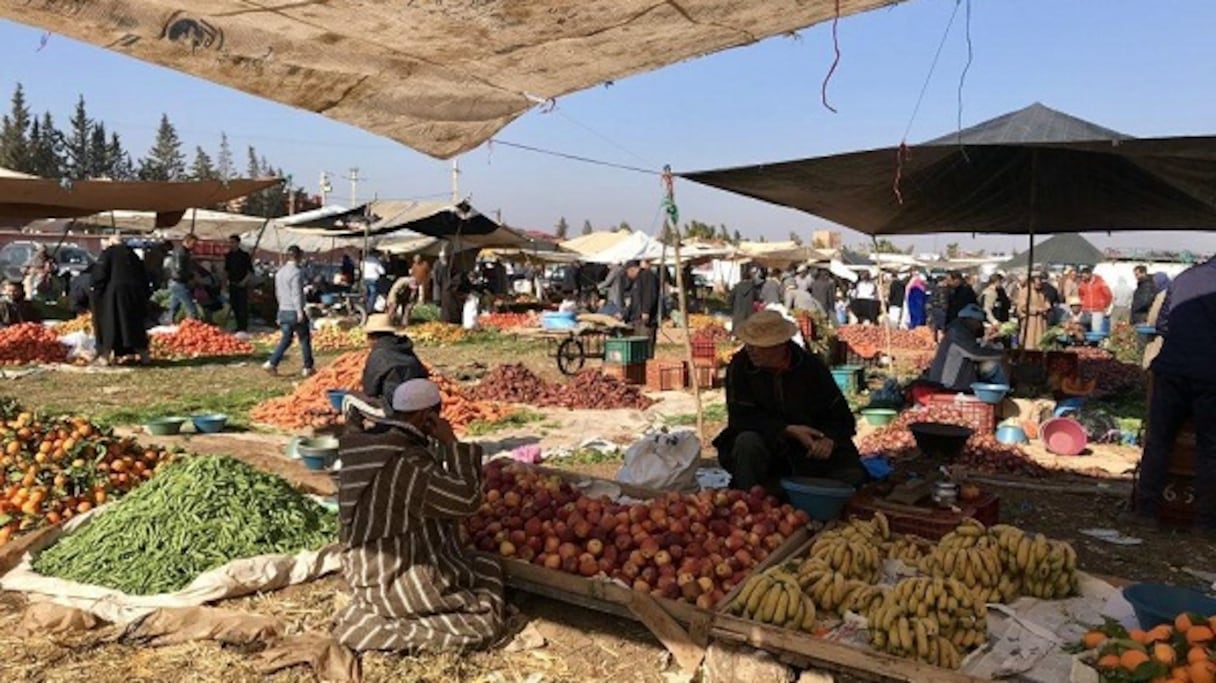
<box><xmin>926</xmin><ymin>303</ymin><xmax>1008</xmax><ymax>391</ymax></box>
<box><xmin>333</xmin><ymin>378</ymin><xmax>504</xmax><ymax>654</ymax></box>
<box><xmin>713</xmin><ymin>311</ymin><xmax>866</xmax><ymax>498</ymax></box>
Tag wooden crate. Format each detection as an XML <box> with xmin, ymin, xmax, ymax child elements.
<box><xmin>689</xmin><ymin>359</ymin><xmax>721</xmax><ymax>389</ymax></box>
<box><xmin>602</xmin><ymin>361</ymin><xmax>646</xmax><ymax>385</ymax></box>
<box><xmin>646</xmin><ymin>359</ymin><xmax>687</xmax><ymax>391</ymax></box>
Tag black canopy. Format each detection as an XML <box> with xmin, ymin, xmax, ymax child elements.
<box><xmin>681</xmin><ymin>103</ymin><xmax>1216</xmax><ymax>236</ymax></box>
<box><xmin>1001</xmin><ymin>233</ymin><xmax>1103</xmax><ymax>270</ymax></box>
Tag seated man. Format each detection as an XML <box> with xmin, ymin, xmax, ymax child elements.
<box><xmin>362</xmin><ymin>313</ymin><xmax>429</xmax><ymax>408</ymax></box>
<box><xmin>0</xmin><ymin>281</ymin><xmax>41</xmax><ymax>326</ymax></box>
<box><xmin>926</xmin><ymin>303</ymin><xmax>1008</xmax><ymax>391</ymax></box>
<box><xmin>1061</xmin><ymin>296</ymin><xmax>1092</xmax><ymax>343</ymax></box>
<box><xmin>333</xmin><ymin>378</ymin><xmax>505</xmax><ymax>653</ymax></box>
<box><xmin>713</xmin><ymin>310</ymin><xmax>867</xmax><ymax>497</ymax></box>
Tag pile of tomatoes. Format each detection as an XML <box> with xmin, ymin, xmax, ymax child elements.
<box><xmin>0</xmin><ymin>323</ymin><xmax>69</xmax><ymax>366</ymax></box>
<box><xmin>150</xmin><ymin>319</ymin><xmax>255</xmax><ymax>360</ymax></box>
<box><xmin>0</xmin><ymin>404</ymin><xmax>175</xmax><ymax>545</ymax></box>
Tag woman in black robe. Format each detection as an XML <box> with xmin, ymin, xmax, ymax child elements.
<box><xmin>92</xmin><ymin>239</ymin><xmax>151</xmax><ymax>365</ymax></box>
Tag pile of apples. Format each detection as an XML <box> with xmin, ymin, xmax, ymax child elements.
<box><xmin>466</xmin><ymin>461</ymin><xmax>811</xmax><ymax>608</ymax></box>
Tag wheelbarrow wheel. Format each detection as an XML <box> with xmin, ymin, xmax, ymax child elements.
<box><xmin>556</xmin><ymin>338</ymin><xmax>586</xmax><ymax>375</ymax></box>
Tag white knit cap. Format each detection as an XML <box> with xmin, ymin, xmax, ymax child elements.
<box><xmin>391</xmin><ymin>379</ymin><xmax>442</xmax><ymax>413</ymax></box>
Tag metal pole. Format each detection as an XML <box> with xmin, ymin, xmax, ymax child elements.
<box><xmin>1022</xmin><ymin>150</ymin><xmax>1038</xmax><ymax>354</ymax></box>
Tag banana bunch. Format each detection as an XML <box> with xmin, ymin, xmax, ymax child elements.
<box><xmin>731</xmin><ymin>568</ymin><xmax>817</xmax><ymax>631</ymax></box>
<box><xmin>989</xmin><ymin>525</ymin><xmax>1078</xmax><ymax>600</ymax></box>
<box><xmin>867</xmin><ymin>576</ymin><xmax>986</xmax><ymax>668</ymax></box>
<box><xmin>807</xmin><ymin>536</ymin><xmax>882</xmax><ymax>583</ymax></box>
<box><xmin>882</xmin><ymin>535</ymin><xmax>932</xmax><ymax>565</ymax></box>
<box><xmin>919</xmin><ymin>543</ymin><xmax>1003</xmax><ymax>604</ymax></box>
<box><xmin>796</xmin><ymin>559</ymin><xmax>877</xmax><ymax>614</ymax></box>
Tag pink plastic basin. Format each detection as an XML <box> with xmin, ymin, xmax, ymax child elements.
<box><xmin>1040</xmin><ymin>417</ymin><xmax>1087</xmax><ymax>456</ymax></box>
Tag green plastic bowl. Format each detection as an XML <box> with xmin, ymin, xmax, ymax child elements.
<box><xmin>145</xmin><ymin>417</ymin><xmax>187</xmax><ymax>436</ymax></box>
<box><xmin>861</xmin><ymin>408</ymin><xmax>898</xmax><ymax>426</ymax></box>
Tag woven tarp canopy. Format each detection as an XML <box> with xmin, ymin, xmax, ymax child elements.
<box><xmin>1</xmin><ymin>0</ymin><xmax>900</xmax><ymax>159</ymax></box>
<box><xmin>683</xmin><ymin>103</ymin><xmax>1216</xmax><ymax>235</ymax></box>
<box><xmin>0</xmin><ymin>174</ymin><xmax>281</xmax><ymax>222</ymax></box>
<box><xmin>1000</xmin><ymin>233</ymin><xmax>1103</xmax><ymax>269</ymax></box>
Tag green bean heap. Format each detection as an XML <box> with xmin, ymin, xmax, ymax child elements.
<box><xmin>33</xmin><ymin>455</ymin><xmax>337</xmax><ymax>595</ymax></box>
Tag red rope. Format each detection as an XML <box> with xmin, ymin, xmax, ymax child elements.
<box><xmin>893</xmin><ymin>142</ymin><xmax>910</xmax><ymax>205</ymax></box>
<box><xmin>821</xmin><ymin>0</ymin><xmax>841</xmax><ymax>113</ymax></box>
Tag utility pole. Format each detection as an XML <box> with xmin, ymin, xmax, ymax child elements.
<box><xmin>450</xmin><ymin>158</ymin><xmax>460</xmax><ymax>203</ymax></box>
<box><xmin>347</xmin><ymin>167</ymin><xmax>360</xmax><ymax>206</ymax></box>
<box><xmin>286</xmin><ymin>175</ymin><xmax>295</xmax><ymax>215</ymax></box>
<box><xmin>319</xmin><ymin>171</ymin><xmax>332</xmax><ymax>206</ymax></box>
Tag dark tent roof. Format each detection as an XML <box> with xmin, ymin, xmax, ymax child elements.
<box><xmin>681</xmin><ymin>104</ymin><xmax>1216</xmax><ymax>236</ymax></box>
<box><xmin>1001</xmin><ymin>233</ymin><xmax>1104</xmax><ymax>270</ymax></box>
<box><xmin>924</xmin><ymin>103</ymin><xmax>1127</xmax><ymax>145</ymax></box>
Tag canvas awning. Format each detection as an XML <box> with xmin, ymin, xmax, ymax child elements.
<box><xmin>1</xmin><ymin>1</ymin><xmax>901</xmax><ymax>159</ymax></box>
<box><xmin>82</xmin><ymin>208</ymin><xmax>269</xmax><ymax>239</ymax></box>
<box><xmin>561</xmin><ymin>230</ymin><xmax>634</xmax><ymax>256</ymax></box>
<box><xmin>0</xmin><ymin>175</ymin><xmax>282</xmax><ymax>222</ymax></box>
<box><xmin>371</xmin><ymin>200</ymin><xmax>536</xmax><ymax>251</ymax></box>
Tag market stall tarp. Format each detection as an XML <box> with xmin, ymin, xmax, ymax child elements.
<box><xmin>0</xmin><ymin>1</ymin><xmax>901</xmax><ymax>160</ymax></box>
<box><xmin>0</xmin><ymin>175</ymin><xmax>282</xmax><ymax>222</ymax></box>
<box><xmin>682</xmin><ymin>103</ymin><xmax>1216</xmax><ymax>235</ymax></box>
<box><xmin>1001</xmin><ymin>233</ymin><xmax>1103</xmax><ymax>270</ymax></box>
<box><xmin>83</xmin><ymin>208</ymin><xmax>269</xmax><ymax>240</ymax></box>
<box><xmin>369</xmin><ymin>200</ymin><xmax>538</xmax><ymax>252</ymax></box>
<box><xmin>560</xmin><ymin>230</ymin><xmax>635</xmax><ymax>257</ymax></box>
<box><xmin>581</xmin><ymin>231</ymin><xmax>733</xmax><ymax>265</ymax></box>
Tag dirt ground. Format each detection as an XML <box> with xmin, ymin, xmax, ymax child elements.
<box><xmin>0</xmin><ymin>334</ymin><xmax>1195</xmax><ymax>682</ymax></box>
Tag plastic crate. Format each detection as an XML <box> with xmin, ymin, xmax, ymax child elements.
<box><xmin>927</xmin><ymin>393</ymin><xmax>996</xmax><ymax>434</ymax></box>
<box><xmin>602</xmin><ymin>362</ymin><xmax>645</xmax><ymax>385</ymax></box>
<box><xmin>645</xmin><ymin>360</ymin><xmax>687</xmax><ymax>391</ymax></box>
<box><xmin>604</xmin><ymin>337</ymin><xmax>652</xmax><ymax>364</ymax></box>
<box><xmin>689</xmin><ymin>359</ymin><xmax>720</xmax><ymax>389</ymax></box>
<box><xmin>845</xmin><ymin>491</ymin><xmax>1000</xmax><ymax>541</ymax></box>
<box><xmin>691</xmin><ymin>337</ymin><xmax>717</xmax><ymax>360</ymax></box>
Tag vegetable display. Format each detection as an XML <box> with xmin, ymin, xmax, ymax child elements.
<box><xmin>0</xmin><ymin>400</ymin><xmax>175</xmax><ymax>545</ymax></box>
<box><xmin>836</xmin><ymin>325</ymin><xmax>936</xmax><ymax>353</ymax></box>
<box><xmin>408</xmin><ymin>322</ymin><xmax>468</xmax><ymax>346</ymax></box>
<box><xmin>55</xmin><ymin>313</ymin><xmax>94</xmax><ymax>335</ymax></box>
<box><xmin>1081</xmin><ymin>612</ymin><xmax>1216</xmax><ymax>683</ymax></box>
<box><xmin>33</xmin><ymin>455</ymin><xmax>337</xmax><ymax>595</ymax></box>
<box><xmin>468</xmin><ymin>462</ymin><xmax>810</xmax><ymax>608</ymax></box>
<box><xmin>0</xmin><ymin>323</ymin><xmax>69</xmax><ymax>365</ymax></box>
<box><xmin>256</xmin><ymin>325</ymin><xmax>367</xmax><ymax>352</ymax></box>
<box><xmin>149</xmin><ymin>319</ymin><xmax>255</xmax><ymax>359</ymax></box>
<box><xmin>470</xmin><ymin>363</ymin><xmax>655</xmax><ymax>410</ymax></box>
<box><xmin>479</xmin><ymin>312</ymin><xmax>536</xmax><ymax>330</ymax></box>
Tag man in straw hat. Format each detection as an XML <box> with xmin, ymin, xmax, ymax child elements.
<box><xmin>713</xmin><ymin>310</ymin><xmax>866</xmax><ymax>497</ymax></box>
<box><xmin>334</xmin><ymin>378</ymin><xmax>505</xmax><ymax>653</ymax></box>
<box><xmin>362</xmin><ymin>313</ymin><xmax>428</xmax><ymax>408</ymax></box>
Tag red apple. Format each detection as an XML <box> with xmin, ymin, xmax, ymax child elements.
<box><xmin>499</xmin><ymin>541</ymin><xmax>517</xmax><ymax>557</ymax></box>
<box><xmin>587</xmin><ymin>538</ymin><xmax>604</xmax><ymax>557</ymax></box>
<box><xmin>543</xmin><ymin>553</ymin><xmax>562</xmax><ymax>570</ymax></box>
<box><xmin>640</xmin><ymin>538</ymin><xmax>661</xmax><ymax>559</ymax></box>
<box><xmin>558</xmin><ymin>542</ymin><xmax>580</xmax><ymax>560</ymax></box>
<box><xmin>633</xmin><ymin>579</ymin><xmax>651</xmax><ymax>593</ymax></box>
<box><xmin>654</xmin><ymin>550</ymin><xmax>672</xmax><ymax>567</ymax></box>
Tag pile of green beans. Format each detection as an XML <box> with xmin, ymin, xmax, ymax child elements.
<box><xmin>33</xmin><ymin>455</ymin><xmax>337</xmax><ymax>595</ymax></box>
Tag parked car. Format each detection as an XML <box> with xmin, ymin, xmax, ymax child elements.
<box><xmin>0</xmin><ymin>241</ymin><xmax>96</xmax><ymax>282</ymax></box>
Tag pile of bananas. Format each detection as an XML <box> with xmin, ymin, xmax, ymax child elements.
<box><xmin>918</xmin><ymin>518</ymin><xmax>1004</xmax><ymax>603</ymax></box>
<box><xmin>796</xmin><ymin>558</ymin><xmax>885</xmax><ymax>614</ymax></box>
<box><xmin>882</xmin><ymin>535</ymin><xmax>933</xmax><ymax>565</ymax></box>
<box><xmin>989</xmin><ymin>524</ymin><xmax>1078</xmax><ymax>600</ymax></box>
<box><xmin>730</xmin><ymin>568</ymin><xmax>817</xmax><ymax>632</ymax></box>
<box><xmin>867</xmin><ymin>576</ymin><xmax>986</xmax><ymax>669</ymax></box>
<box><xmin>803</xmin><ymin>513</ymin><xmax>889</xmax><ymax>583</ymax></box>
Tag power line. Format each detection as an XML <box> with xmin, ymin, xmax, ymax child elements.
<box><xmin>488</xmin><ymin>139</ymin><xmax>660</xmax><ymax>176</ymax></box>
<box><xmin>901</xmin><ymin>0</ymin><xmax>964</xmax><ymax>142</ymax></box>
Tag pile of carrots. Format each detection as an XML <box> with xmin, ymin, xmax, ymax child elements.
<box><xmin>150</xmin><ymin>319</ymin><xmax>255</xmax><ymax>360</ymax></box>
<box><xmin>0</xmin><ymin>323</ymin><xmax>69</xmax><ymax>365</ymax></box>
<box><xmin>249</xmin><ymin>350</ymin><xmax>511</xmax><ymax>432</ymax></box>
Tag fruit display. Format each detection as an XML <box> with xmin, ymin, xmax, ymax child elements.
<box><xmin>149</xmin><ymin>319</ymin><xmax>255</xmax><ymax>359</ymax></box>
<box><xmin>865</xmin><ymin>575</ymin><xmax>977</xmax><ymax>669</ymax></box>
<box><xmin>33</xmin><ymin>456</ymin><xmax>336</xmax><ymax>595</ymax></box>
<box><xmin>837</xmin><ymin>325</ymin><xmax>936</xmax><ymax>354</ymax></box>
<box><xmin>408</xmin><ymin>322</ymin><xmax>468</xmax><ymax>346</ymax></box>
<box><xmin>0</xmin><ymin>399</ymin><xmax>176</xmax><ymax>545</ymax></box>
<box><xmin>1080</xmin><ymin>613</ymin><xmax>1216</xmax><ymax>683</ymax></box>
<box><xmin>55</xmin><ymin>313</ymin><xmax>94</xmax><ymax>335</ymax></box>
<box><xmin>730</xmin><ymin>567</ymin><xmax>817</xmax><ymax>632</ymax></box>
<box><xmin>986</xmin><ymin>524</ymin><xmax>1078</xmax><ymax>600</ymax></box>
<box><xmin>479</xmin><ymin>312</ymin><xmax>536</xmax><ymax>330</ymax></box>
<box><xmin>0</xmin><ymin>323</ymin><xmax>69</xmax><ymax>365</ymax></box>
<box><xmin>917</xmin><ymin>519</ymin><xmax>1006</xmax><ymax>603</ymax></box>
<box><xmin>857</xmin><ymin>404</ymin><xmax>1049</xmax><ymax>477</ymax></box>
<box><xmin>256</xmin><ymin>325</ymin><xmax>367</xmax><ymax>352</ymax></box>
<box><xmin>687</xmin><ymin>314</ymin><xmax>727</xmax><ymax>332</ymax></box>
<box><xmin>470</xmin><ymin>363</ymin><xmax>656</xmax><ymax>410</ymax></box>
<box><xmin>467</xmin><ymin>461</ymin><xmax>811</xmax><ymax>608</ymax></box>
<box><xmin>691</xmin><ymin>324</ymin><xmax>730</xmax><ymax>344</ymax></box>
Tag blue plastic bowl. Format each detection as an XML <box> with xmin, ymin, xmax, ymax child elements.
<box><xmin>1122</xmin><ymin>583</ymin><xmax>1216</xmax><ymax>629</ymax></box>
<box><xmin>970</xmin><ymin>383</ymin><xmax>1010</xmax><ymax>404</ymax></box>
<box><xmin>541</xmin><ymin>311</ymin><xmax>577</xmax><ymax>330</ymax></box>
<box><xmin>326</xmin><ymin>389</ymin><xmax>348</xmax><ymax>412</ymax></box>
<box><xmin>300</xmin><ymin>452</ymin><xmax>336</xmax><ymax>471</ymax></box>
<box><xmin>1084</xmin><ymin>331</ymin><xmax>1107</xmax><ymax>343</ymax></box>
<box><xmin>1134</xmin><ymin>325</ymin><xmax>1156</xmax><ymax>336</ymax></box>
<box><xmin>320</xmin><ymin>293</ymin><xmax>337</xmax><ymax>306</ymax></box>
<box><xmin>996</xmin><ymin>424</ymin><xmax>1028</xmax><ymax>445</ymax></box>
<box><xmin>191</xmin><ymin>413</ymin><xmax>228</xmax><ymax>434</ymax></box>
<box><xmin>780</xmin><ymin>477</ymin><xmax>855</xmax><ymax>521</ymax></box>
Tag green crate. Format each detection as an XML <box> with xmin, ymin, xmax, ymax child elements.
<box><xmin>604</xmin><ymin>336</ymin><xmax>652</xmax><ymax>364</ymax></box>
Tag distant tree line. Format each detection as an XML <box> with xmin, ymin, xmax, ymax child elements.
<box><xmin>0</xmin><ymin>83</ymin><xmax>317</xmax><ymax>217</ymax></box>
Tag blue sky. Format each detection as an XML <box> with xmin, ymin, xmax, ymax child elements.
<box><xmin>3</xmin><ymin>0</ymin><xmax>1216</xmax><ymax>254</ymax></box>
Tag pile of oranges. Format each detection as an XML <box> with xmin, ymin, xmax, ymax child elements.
<box><xmin>0</xmin><ymin>403</ymin><xmax>175</xmax><ymax>545</ymax></box>
<box><xmin>1083</xmin><ymin>612</ymin><xmax>1216</xmax><ymax>683</ymax></box>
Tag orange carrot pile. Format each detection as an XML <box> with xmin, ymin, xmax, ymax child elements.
<box><xmin>0</xmin><ymin>323</ymin><xmax>69</xmax><ymax>365</ymax></box>
<box><xmin>150</xmin><ymin>319</ymin><xmax>255</xmax><ymax>360</ymax></box>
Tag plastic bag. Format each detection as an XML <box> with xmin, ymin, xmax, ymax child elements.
<box><xmin>462</xmin><ymin>294</ymin><xmax>479</xmax><ymax>330</ymax></box>
<box><xmin>616</xmin><ymin>429</ymin><xmax>701</xmax><ymax>492</ymax></box>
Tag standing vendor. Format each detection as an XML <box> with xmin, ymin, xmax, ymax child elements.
<box><xmin>624</xmin><ymin>259</ymin><xmax>659</xmax><ymax>349</ymax></box>
<box><xmin>333</xmin><ymin>378</ymin><xmax>505</xmax><ymax>653</ymax></box>
<box><xmin>927</xmin><ymin>303</ymin><xmax>1008</xmax><ymax>391</ymax></box>
<box><xmin>713</xmin><ymin>311</ymin><xmax>866</xmax><ymax>497</ymax></box>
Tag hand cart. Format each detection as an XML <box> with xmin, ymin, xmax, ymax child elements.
<box><xmin>542</xmin><ymin>317</ymin><xmax>634</xmax><ymax>375</ymax></box>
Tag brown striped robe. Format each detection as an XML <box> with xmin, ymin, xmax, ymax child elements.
<box><xmin>332</xmin><ymin>415</ymin><xmax>504</xmax><ymax>653</ymax></box>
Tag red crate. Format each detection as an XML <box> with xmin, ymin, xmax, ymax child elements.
<box><xmin>927</xmin><ymin>393</ymin><xmax>996</xmax><ymax>434</ymax></box>
<box><xmin>691</xmin><ymin>337</ymin><xmax>716</xmax><ymax>360</ymax></box>
<box><xmin>845</xmin><ymin>491</ymin><xmax>1000</xmax><ymax>541</ymax></box>
<box><xmin>688</xmin><ymin>359</ymin><xmax>720</xmax><ymax>389</ymax></box>
<box><xmin>602</xmin><ymin>362</ymin><xmax>645</xmax><ymax>385</ymax></box>
<box><xmin>645</xmin><ymin>360</ymin><xmax>687</xmax><ymax>391</ymax></box>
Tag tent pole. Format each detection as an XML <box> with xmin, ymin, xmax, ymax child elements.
<box><xmin>872</xmin><ymin>236</ymin><xmax>893</xmax><ymax>369</ymax></box>
<box><xmin>251</xmin><ymin>217</ymin><xmax>271</xmax><ymax>257</ymax></box>
<box><xmin>662</xmin><ymin>167</ymin><xmax>703</xmax><ymax>440</ymax></box>
<box><xmin>1022</xmin><ymin>150</ymin><xmax>1039</xmax><ymax>355</ymax></box>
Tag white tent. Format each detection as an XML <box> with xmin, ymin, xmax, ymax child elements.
<box><xmin>85</xmin><ymin>208</ymin><xmax>268</xmax><ymax>239</ymax></box>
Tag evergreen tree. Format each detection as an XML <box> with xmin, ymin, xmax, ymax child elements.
<box><xmin>581</xmin><ymin>219</ymin><xmax>593</xmax><ymax>236</ymax></box>
<box><xmin>789</xmin><ymin>231</ymin><xmax>803</xmax><ymax>246</ymax></box>
<box><xmin>27</xmin><ymin>113</ymin><xmax>63</xmax><ymax>178</ymax></box>
<box><xmin>87</xmin><ymin>122</ymin><xmax>109</xmax><ymax>178</ymax></box>
<box><xmin>106</xmin><ymin>132</ymin><xmax>133</xmax><ymax>179</ymax></box>
<box><xmin>717</xmin><ymin>224</ymin><xmax>730</xmax><ymax>242</ymax></box>
<box><xmin>215</xmin><ymin>132</ymin><xmax>234</xmax><ymax>180</ymax></box>
<box><xmin>554</xmin><ymin>216</ymin><xmax>569</xmax><ymax>240</ymax></box>
<box><xmin>0</xmin><ymin>83</ymin><xmax>33</xmax><ymax>172</ymax></box>
<box><xmin>732</xmin><ymin>229</ymin><xmax>742</xmax><ymax>244</ymax></box>
<box><xmin>138</xmin><ymin>114</ymin><xmax>185</xmax><ymax>180</ymax></box>
<box><xmin>618</xmin><ymin>221</ymin><xmax>631</xmax><ymax>232</ymax></box>
<box><xmin>63</xmin><ymin>95</ymin><xmax>91</xmax><ymax>179</ymax></box>
<box><xmin>189</xmin><ymin>146</ymin><xmax>216</xmax><ymax>180</ymax></box>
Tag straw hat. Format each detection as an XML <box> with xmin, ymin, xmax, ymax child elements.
<box><xmin>364</xmin><ymin>313</ymin><xmax>400</xmax><ymax>335</ymax></box>
<box><xmin>1066</xmin><ymin>296</ymin><xmax>1082</xmax><ymax>306</ymax></box>
<box><xmin>737</xmin><ymin>310</ymin><xmax>798</xmax><ymax>348</ymax></box>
